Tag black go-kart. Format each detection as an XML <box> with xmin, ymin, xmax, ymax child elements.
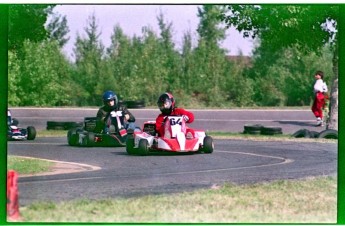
<box><xmin>67</xmin><ymin>111</ymin><xmax>135</xmax><ymax>147</ymax></box>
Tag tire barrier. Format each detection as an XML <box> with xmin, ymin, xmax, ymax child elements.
<box><xmin>7</xmin><ymin>170</ymin><xmax>20</xmax><ymax>221</ymax></box>
<box><xmin>122</xmin><ymin>100</ymin><xmax>146</xmax><ymax>109</ymax></box>
<box><xmin>291</xmin><ymin>129</ymin><xmax>338</xmax><ymax>139</ymax></box>
<box><xmin>318</xmin><ymin>129</ymin><xmax>338</xmax><ymax>139</ymax></box>
<box><xmin>243</xmin><ymin>124</ymin><xmax>282</xmax><ymax>135</ymax></box>
<box><xmin>292</xmin><ymin>129</ymin><xmax>312</xmax><ymax>138</ymax></box>
<box><xmin>243</xmin><ymin>124</ymin><xmax>263</xmax><ymax>134</ymax></box>
<box><xmin>260</xmin><ymin>126</ymin><xmax>283</xmax><ymax>135</ymax></box>
<box><xmin>46</xmin><ymin>121</ymin><xmax>83</xmax><ymax>130</ymax></box>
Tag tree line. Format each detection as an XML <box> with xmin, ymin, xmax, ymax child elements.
<box><xmin>7</xmin><ymin>5</ymin><xmax>336</xmax><ymax>110</ymax></box>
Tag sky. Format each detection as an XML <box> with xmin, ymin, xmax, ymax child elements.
<box><xmin>52</xmin><ymin>5</ymin><xmax>255</xmax><ymax>60</ymax></box>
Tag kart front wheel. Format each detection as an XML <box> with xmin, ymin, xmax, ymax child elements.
<box><xmin>126</xmin><ymin>135</ymin><xmax>136</xmax><ymax>155</ymax></box>
<box><xmin>138</xmin><ymin>139</ymin><xmax>149</xmax><ymax>156</ymax></box>
<box><xmin>67</xmin><ymin>128</ymin><xmax>78</xmax><ymax>146</ymax></box>
<box><xmin>202</xmin><ymin>136</ymin><xmax>214</xmax><ymax>154</ymax></box>
<box><xmin>27</xmin><ymin>126</ymin><xmax>36</xmax><ymax>140</ymax></box>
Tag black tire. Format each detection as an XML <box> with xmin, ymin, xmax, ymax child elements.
<box><xmin>202</xmin><ymin>136</ymin><xmax>214</xmax><ymax>154</ymax></box>
<box><xmin>27</xmin><ymin>126</ymin><xmax>36</xmax><ymax>140</ymax></box>
<box><xmin>318</xmin><ymin>129</ymin><xmax>338</xmax><ymax>139</ymax></box>
<box><xmin>12</xmin><ymin>118</ymin><xmax>19</xmax><ymax>126</ymax></box>
<box><xmin>67</xmin><ymin>128</ymin><xmax>79</xmax><ymax>146</ymax></box>
<box><xmin>47</xmin><ymin>121</ymin><xmax>83</xmax><ymax>130</ymax></box>
<box><xmin>47</xmin><ymin>121</ymin><xmax>65</xmax><ymax>130</ymax></box>
<box><xmin>261</xmin><ymin>126</ymin><xmax>282</xmax><ymax>135</ymax></box>
<box><xmin>126</xmin><ymin>135</ymin><xmax>136</xmax><ymax>155</ymax></box>
<box><xmin>292</xmin><ymin>129</ymin><xmax>311</xmax><ymax>138</ymax></box>
<box><xmin>47</xmin><ymin>126</ymin><xmax>65</xmax><ymax>130</ymax></box>
<box><xmin>125</xmin><ymin>100</ymin><xmax>146</xmax><ymax>109</ymax></box>
<box><xmin>309</xmin><ymin>131</ymin><xmax>320</xmax><ymax>138</ymax></box>
<box><xmin>64</xmin><ymin>122</ymin><xmax>83</xmax><ymax>130</ymax></box>
<box><xmin>138</xmin><ymin>139</ymin><xmax>149</xmax><ymax>156</ymax></box>
<box><xmin>243</xmin><ymin>124</ymin><xmax>263</xmax><ymax>134</ymax></box>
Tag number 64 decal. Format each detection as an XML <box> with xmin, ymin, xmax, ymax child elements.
<box><xmin>170</xmin><ymin>118</ymin><xmax>181</xmax><ymax>125</ymax></box>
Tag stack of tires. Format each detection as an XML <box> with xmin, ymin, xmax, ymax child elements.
<box><xmin>46</xmin><ymin>121</ymin><xmax>83</xmax><ymax>130</ymax></box>
<box><xmin>122</xmin><ymin>100</ymin><xmax>145</xmax><ymax>109</ymax></box>
<box><xmin>243</xmin><ymin>124</ymin><xmax>283</xmax><ymax>136</ymax></box>
<box><xmin>292</xmin><ymin>129</ymin><xmax>338</xmax><ymax>139</ymax></box>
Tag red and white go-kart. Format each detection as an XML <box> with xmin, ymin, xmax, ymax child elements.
<box><xmin>126</xmin><ymin>115</ymin><xmax>214</xmax><ymax>155</ymax></box>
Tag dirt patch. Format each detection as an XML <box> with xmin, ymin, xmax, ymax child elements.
<box><xmin>18</xmin><ymin>158</ymin><xmax>101</xmax><ymax>177</ymax></box>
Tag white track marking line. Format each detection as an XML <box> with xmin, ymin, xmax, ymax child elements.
<box><xmin>19</xmin><ymin>150</ymin><xmax>293</xmax><ymax>184</ymax></box>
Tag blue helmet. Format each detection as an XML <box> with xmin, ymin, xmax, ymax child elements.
<box><xmin>102</xmin><ymin>90</ymin><xmax>118</xmax><ymax>106</ymax></box>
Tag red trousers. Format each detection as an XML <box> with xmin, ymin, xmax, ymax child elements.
<box><xmin>311</xmin><ymin>92</ymin><xmax>325</xmax><ymax>118</ymax></box>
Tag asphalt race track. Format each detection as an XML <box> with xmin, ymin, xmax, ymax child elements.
<box><xmin>8</xmin><ymin>137</ymin><xmax>337</xmax><ymax>207</ymax></box>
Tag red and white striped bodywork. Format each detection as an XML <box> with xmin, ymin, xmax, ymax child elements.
<box><xmin>133</xmin><ymin>116</ymin><xmax>206</xmax><ymax>152</ymax></box>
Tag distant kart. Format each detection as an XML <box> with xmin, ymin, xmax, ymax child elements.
<box><xmin>126</xmin><ymin>116</ymin><xmax>214</xmax><ymax>155</ymax></box>
<box><xmin>7</xmin><ymin>110</ymin><xmax>36</xmax><ymax>141</ymax></box>
<box><xmin>67</xmin><ymin>111</ymin><xmax>132</xmax><ymax>147</ymax></box>
<box><xmin>8</xmin><ymin>125</ymin><xmax>37</xmax><ymax>141</ymax></box>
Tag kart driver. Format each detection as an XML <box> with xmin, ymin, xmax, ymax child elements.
<box><xmin>7</xmin><ymin>110</ymin><xmax>12</xmax><ymax>126</ymax></box>
<box><xmin>155</xmin><ymin>92</ymin><xmax>194</xmax><ymax>137</ymax></box>
<box><xmin>96</xmin><ymin>90</ymin><xmax>136</xmax><ymax>134</ymax></box>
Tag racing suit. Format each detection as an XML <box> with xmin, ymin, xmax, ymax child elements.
<box><xmin>155</xmin><ymin>108</ymin><xmax>194</xmax><ymax>137</ymax></box>
<box><xmin>96</xmin><ymin>104</ymin><xmax>136</xmax><ymax>133</ymax></box>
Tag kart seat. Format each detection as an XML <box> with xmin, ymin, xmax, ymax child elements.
<box><xmin>109</xmin><ymin>125</ymin><xmax>116</xmax><ymax>133</ymax></box>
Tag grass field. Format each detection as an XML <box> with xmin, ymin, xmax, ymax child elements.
<box><xmin>18</xmin><ymin>176</ymin><xmax>336</xmax><ymax>223</ymax></box>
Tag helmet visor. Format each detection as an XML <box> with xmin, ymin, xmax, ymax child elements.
<box><xmin>158</xmin><ymin>99</ymin><xmax>172</xmax><ymax>111</ymax></box>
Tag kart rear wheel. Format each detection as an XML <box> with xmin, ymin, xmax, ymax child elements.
<box><xmin>138</xmin><ymin>139</ymin><xmax>149</xmax><ymax>156</ymax></box>
<box><xmin>126</xmin><ymin>135</ymin><xmax>136</xmax><ymax>155</ymax></box>
<box><xmin>202</xmin><ymin>136</ymin><xmax>214</xmax><ymax>154</ymax></box>
<box><xmin>67</xmin><ymin>128</ymin><xmax>78</xmax><ymax>146</ymax></box>
<box><xmin>27</xmin><ymin>126</ymin><xmax>36</xmax><ymax>140</ymax></box>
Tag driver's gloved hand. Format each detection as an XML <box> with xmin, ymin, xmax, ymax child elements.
<box><xmin>182</xmin><ymin>115</ymin><xmax>189</xmax><ymax>122</ymax></box>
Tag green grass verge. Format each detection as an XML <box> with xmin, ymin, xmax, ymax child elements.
<box><xmin>7</xmin><ymin>156</ymin><xmax>53</xmax><ymax>175</ymax></box>
<box><xmin>39</xmin><ymin>130</ymin><xmax>337</xmax><ymax>143</ymax></box>
<box><xmin>37</xmin><ymin>129</ymin><xmax>67</xmax><ymax>137</ymax></box>
<box><xmin>19</xmin><ymin>176</ymin><xmax>336</xmax><ymax>223</ymax></box>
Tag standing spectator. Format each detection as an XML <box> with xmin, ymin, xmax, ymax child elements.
<box><xmin>311</xmin><ymin>71</ymin><xmax>328</xmax><ymax>126</ymax></box>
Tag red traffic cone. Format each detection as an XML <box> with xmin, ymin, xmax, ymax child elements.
<box><xmin>7</xmin><ymin>170</ymin><xmax>20</xmax><ymax>221</ymax></box>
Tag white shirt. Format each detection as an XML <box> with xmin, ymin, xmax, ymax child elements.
<box><xmin>314</xmin><ymin>79</ymin><xmax>328</xmax><ymax>93</ymax></box>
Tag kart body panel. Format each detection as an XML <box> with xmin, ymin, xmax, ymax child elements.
<box><xmin>67</xmin><ymin>111</ymin><xmax>130</xmax><ymax>147</ymax></box>
<box><xmin>127</xmin><ymin>116</ymin><xmax>214</xmax><ymax>155</ymax></box>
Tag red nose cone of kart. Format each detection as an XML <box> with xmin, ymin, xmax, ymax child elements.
<box><xmin>157</xmin><ymin>137</ymin><xmax>200</xmax><ymax>152</ymax></box>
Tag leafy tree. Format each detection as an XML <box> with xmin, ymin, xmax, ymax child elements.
<box><xmin>8</xmin><ymin>4</ymin><xmax>54</xmax><ymax>52</ymax></box>
<box><xmin>156</xmin><ymin>12</ymin><xmax>182</xmax><ymax>94</ymax></box>
<box><xmin>9</xmin><ymin>40</ymin><xmax>73</xmax><ymax>106</ymax></box>
<box><xmin>180</xmin><ymin>29</ymin><xmax>194</xmax><ymax>95</ymax></box>
<box><xmin>106</xmin><ymin>24</ymin><xmax>133</xmax><ymax>100</ymax></box>
<box><xmin>194</xmin><ymin>5</ymin><xmax>229</xmax><ymax>106</ymax></box>
<box><xmin>8</xmin><ymin>50</ymin><xmax>21</xmax><ymax>105</ymax></box>
<box><xmin>46</xmin><ymin>12</ymin><xmax>70</xmax><ymax>48</ymax></box>
<box><xmin>73</xmin><ymin>13</ymin><xmax>105</xmax><ymax>105</ymax></box>
<box><xmin>220</xmin><ymin>4</ymin><xmax>339</xmax><ymax>129</ymax></box>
